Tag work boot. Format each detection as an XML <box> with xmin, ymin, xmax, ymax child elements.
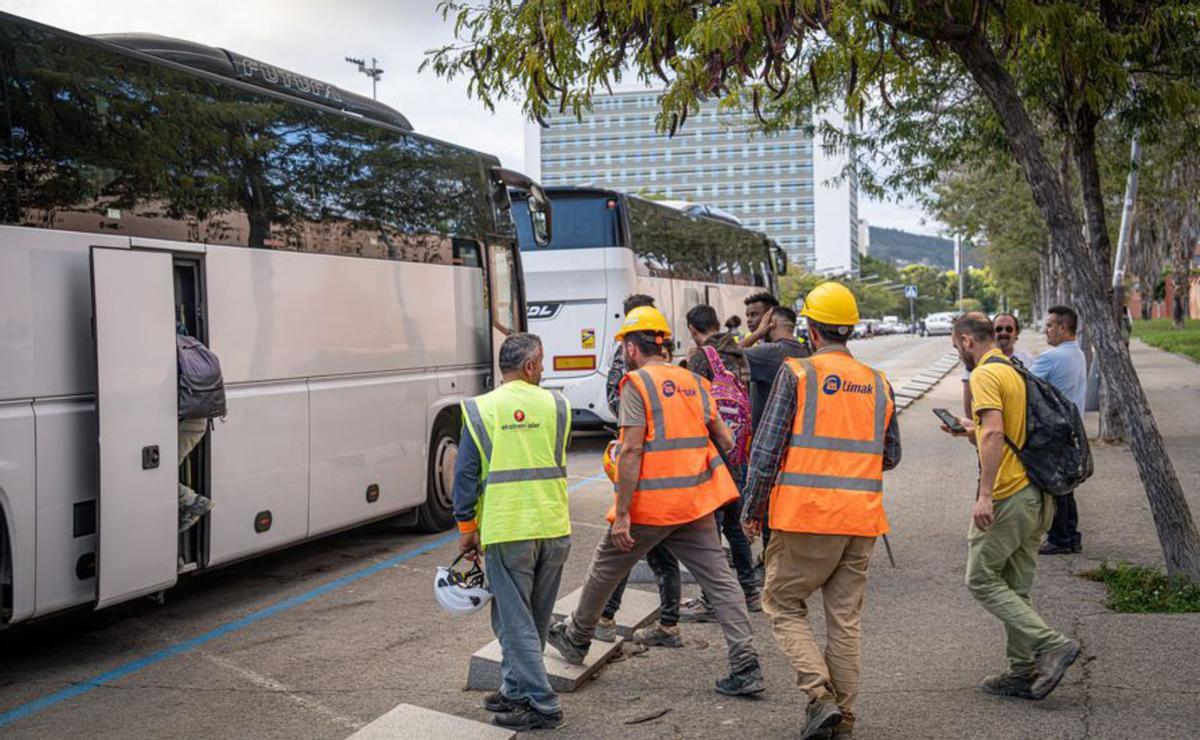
<box><xmin>1038</xmin><ymin>541</ymin><xmax>1073</xmax><ymax>555</ymax></box>
<box><xmin>980</xmin><ymin>672</ymin><xmax>1035</xmax><ymax>699</ymax></box>
<box><xmin>547</xmin><ymin>620</ymin><xmax>588</xmax><ymax>665</ymax></box>
<box><xmin>714</xmin><ymin>663</ymin><xmax>765</xmax><ymax>697</ymax></box>
<box><xmin>744</xmin><ymin>586</ymin><xmax>763</xmax><ymax>613</ymax></box>
<box><xmin>830</xmin><ymin>715</ymin><xmax>855</xmax><ymax>739</ymax></box>
<box><xmin>1030</xmin><ymin>640</ymin><xmax>1081</xmax><ymax>699</ymax></box>
<box><xmin>632</xmin><ymin>622</ymin><xmax>683</xmax><ymax>648</ymax></box>
<box><xmin>483</xmin><ymin>691</ymin><xmax>515</xmax><ymax>713</ymax></box>
<box><xmin>678</xmin><ymin>597</ymin><xmax>717</xmax><ymax>623</ymax></box>
<box><xmin>593</xmin><ymin>616</ymin><xmax>618</xmax><ymax>643</ymax></box>
<box><xmin>492</xmin><ymin>702</ymin><xmax>564</xmax><ymax>731</ymax></box>
<box><xmin>802</xmin><ymin>693</ymin><xmax>843</xmax><ymax>740</ymax></box>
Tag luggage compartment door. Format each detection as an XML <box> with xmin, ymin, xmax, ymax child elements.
<box><xmin>91</xmin><ymin>247</ymin><xmax>178</xmax><ymax>609</ymax></box>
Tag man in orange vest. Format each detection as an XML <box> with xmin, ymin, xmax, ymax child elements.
<box><xmin>741</xmin><ymin>282</ymin><xmax>902</xmax><ymax>739</ymax></box>
<box><xmin>548</xmin><ymin>306</ymin><xmax>765</xmax><ymax>697</ymax></box>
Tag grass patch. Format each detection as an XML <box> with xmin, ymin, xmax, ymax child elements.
<box><xmin>1131</xmin><ymin>318</ymin><xmax>1200</xmax><ymax>362</ymax></box>
<box><xmin>1083</xmin><ymin>562</ymin><xmax>1200</xmax><ymax>613</ymax></box>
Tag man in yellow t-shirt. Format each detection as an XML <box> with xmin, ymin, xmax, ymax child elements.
<box><xmin>941</xmin><ymin>313</ymin><xmax>1079</xmax><ymax>702</ymax></box>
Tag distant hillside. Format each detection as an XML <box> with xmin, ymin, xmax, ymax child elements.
<box><xmin>868</xmin><ymin>226</ymin><xmax>982</xmax><ymax>271</ymax></box>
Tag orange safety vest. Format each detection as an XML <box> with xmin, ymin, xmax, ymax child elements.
<box><xmin>769</xmin><ymin>351</ymin><xmax>894</xmax><ymax>537</ymax></box>
<box><xmin>608</xmin><ymin>363</ymin><xmax>739</xmax><ymax>526</ymax></box>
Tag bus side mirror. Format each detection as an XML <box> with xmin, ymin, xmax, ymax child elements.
<box><xmin>527</xmin><ymin>183</ymin><xmax>553</xmax><ymax>247</ymax></box>
<box><xmin>774</xmin><ymin>245</ymin><xmax>788</xmax><ymax>276</ymax></box>
<box><xmin>491</xmin><ymin>167</ymin><xmax>553</xmax><ymax>247</ymax></box>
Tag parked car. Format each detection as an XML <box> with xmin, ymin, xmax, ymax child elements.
<box><xmin>923</xmin><ymin>311</ymin><xmax>959</xmax><ymax>336</ymax></box>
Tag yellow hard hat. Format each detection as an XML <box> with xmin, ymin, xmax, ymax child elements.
<box><xmin>603</xmin><ymin>440</ymin><xmax>620</xmax><ymax>483</ymax></box>
<box><xmin>800</xmin><ymin>281</ymin><xmax>860</xmax><ymax>326</ymax></box>
<box><xmin>614</xmin><ymin>305</ymin><xmax>672</xmax><ymax>341</ymax></box>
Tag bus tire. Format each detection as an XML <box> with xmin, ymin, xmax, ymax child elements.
<box><xmin>415</xmin><ymin>412</ymin><xmax>459</xmax><ymax>532</ymax></box>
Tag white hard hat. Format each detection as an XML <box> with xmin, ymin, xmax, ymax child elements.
<box><xmin>434</xmin><ymin>554</ymin><xmax>492</xmax><ymax>616</ymax></box>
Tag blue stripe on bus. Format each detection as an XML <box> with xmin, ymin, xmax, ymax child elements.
<box><xmin>0</xmin><ymin>472</ymin><xmax>607</xmax><ymax>728</ymax></box>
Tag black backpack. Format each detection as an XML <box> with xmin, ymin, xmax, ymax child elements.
<box><xmin>983</xmin><ymin>356</ymin><xmax>1092</xmax><ymax>496</ymax></box>
<box><xmin>177</xmin><ymin>334</ymin><xmax>226</xmax><ymax>421</ymax></box>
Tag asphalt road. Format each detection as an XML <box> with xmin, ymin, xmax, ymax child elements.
<box><xmin>0</xmin><ymin>335</ymin><xmax>952</xmax><ymax>739</ymax></box>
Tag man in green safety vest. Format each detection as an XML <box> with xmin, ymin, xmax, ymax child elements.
<box><xmin>454</xmin><ymin>332</ymin><xmax>572</xmax><ymax>731</ymax></box>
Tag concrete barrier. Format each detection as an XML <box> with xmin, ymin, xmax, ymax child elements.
<box><xmin>348</xmin><ymin>703</ymin><xmax>515</xmax><ymax>740</ymax></box>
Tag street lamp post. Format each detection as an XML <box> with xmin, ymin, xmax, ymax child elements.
<box><xmin>345</xmin><ymin>56</ymin><xmax>384</xmax><ymax>100</ymax></box>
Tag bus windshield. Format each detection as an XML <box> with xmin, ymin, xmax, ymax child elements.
<box><xmin>515</xmin><ymin>193</ymin><xmax>622</xmax><ymax>250</ymax></box>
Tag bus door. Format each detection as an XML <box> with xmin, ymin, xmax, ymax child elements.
<box><xmin>485</xmin><ymin>240</ymin><xmax>525</xmax><ymax>386</ymax></box>
<box><xmin>90</xmin><ymin>247</ymin><xmax>178</xmax><ymax>608</ymax></box>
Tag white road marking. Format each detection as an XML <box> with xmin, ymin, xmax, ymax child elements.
<box><xmin>201</xmin><ymin>651</ymin><xmax>364</xmax><ymax>731</ymax></box>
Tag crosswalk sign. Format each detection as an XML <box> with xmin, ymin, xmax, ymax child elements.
<box><xmin>904</xmin><ymin>285</ymin><xmax>918</xmax><ymax>299</ymax></box>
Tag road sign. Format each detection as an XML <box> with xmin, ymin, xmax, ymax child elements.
<box><xmin>904</xmin><ymin>285</ymin><xmax>918</xmax><ymax>299</ymax></box>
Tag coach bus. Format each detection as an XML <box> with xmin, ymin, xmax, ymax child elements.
<box><xmin>0</xmin><ymin>13</ymin><xmax>552</xmax><ymax>624</ymax></box>
<box><xmin>513</xmin><ymin>187</ymin><xmax>787</xmax><ymax>428</ymax></box>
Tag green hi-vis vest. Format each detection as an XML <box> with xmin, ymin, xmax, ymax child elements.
<box><xmin>461</xmin><ymin>381</ymin><xmax>571</xmax><ymax>546</ymax></box>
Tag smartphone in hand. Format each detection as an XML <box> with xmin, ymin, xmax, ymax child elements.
<box><xmin>932</xmin><ymin>407</ymin><xmax>966</xmax><ymax>433</ymax></box>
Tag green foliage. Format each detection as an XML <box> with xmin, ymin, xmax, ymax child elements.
<box><xmin>1084</xmin><ymin>562</ymin><xmax>1200</xmax><ymax>613</ymax></box>
<box><xmin>1132</xmin><ymin>319</ymin><xmax>1200</xmax><ymax>363</ymax></box>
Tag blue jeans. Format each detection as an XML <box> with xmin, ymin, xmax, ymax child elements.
<box><xmin>485</xmin><ymin>536</ymin><xmax>571</xmax><ymax>714</ymax></box>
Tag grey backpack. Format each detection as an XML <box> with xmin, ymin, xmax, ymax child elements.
<box><xmin>177</xmin><ymin>334</ymin><xmax>226</xmax><ymax>421</ymax></box>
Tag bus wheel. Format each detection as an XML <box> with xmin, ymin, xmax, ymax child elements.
<box><xmin>416</xmin><ymin>413</ymin><xmax>459</xmax><ymax>532</ymax></box>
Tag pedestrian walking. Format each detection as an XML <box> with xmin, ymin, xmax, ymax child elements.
<box><xmin>942</xmin><ymin>312</ymin><xmax>1081</xmax><ymax>702</ymax></box>
<box><xmin>741</xmin><ymin>304</ymin><xmax>810</xmax><ymax>565</ymax></box>
<box><xmin>599</xmin><ymin>293</ymin><xmax>685</xmax><ymax>648</ymax></box>
<box><xmin>961</xmin><ymin>312</ymin><xmax>1035</xmax><ymax>418</ymax></box>
<box><xmin>548</xmin><ymin>306</ymin><xmax>765</xmax><ymax>697</ymax></box>
<box><xmin>678</xmin><ymin>305</ymin><xmax>760</xmax><ymax>621</ymax></box>
<box><xmin>1031</xmin><ymin>306</ymin><xmax>1088</xmax><ymax>555</ymax></box>
<box><xmin>740</xmin><ymin>282</ymin><xmax>901</xmax><ymax>739</ymax></box>
<box><xmin>453</xmin><ymin>333</ymin><xmax>572</xmax><ymax>731</ymax></box>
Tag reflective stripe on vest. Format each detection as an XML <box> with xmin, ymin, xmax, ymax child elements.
<box><xmin>461</xmin><ymin>384</ymin><xmax>570</xmax><ymax>545</ymax></box>
<box><xmin>769</xmin><ymin>354</ymin><xmax>892</xmax><ymax>537</ymax></box>
<box><xmin>609</xmin><ymin>364</ymin><xmax>737</xmax><ymax>527</ymax></box>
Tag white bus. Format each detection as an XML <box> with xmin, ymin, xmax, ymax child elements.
<box><xmin>513</xmin><ymin>187</ymin><xmax>786</xmax><ymax>428</ymax></box>
<box><xmin>0</xmin><ymin>14</ymin><xmax>551</xmax><ymax>624</ymax></box>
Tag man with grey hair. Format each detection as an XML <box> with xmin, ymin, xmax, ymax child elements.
<box><xmin>453</xmin><ymin>332</ymin><xmax>573</xmax><ymax>730</ymax></box>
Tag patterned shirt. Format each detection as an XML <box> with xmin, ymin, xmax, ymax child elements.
<box><xmin>741</xmin><ymin>346</ymin><xmax>903</xmax><ymax>523</ymax></box>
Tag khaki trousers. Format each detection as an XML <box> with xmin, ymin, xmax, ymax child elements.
<box><xmin>763</xmin><ymin>531</ymin><xmax>874</xmax><ymax>720</ymax></box>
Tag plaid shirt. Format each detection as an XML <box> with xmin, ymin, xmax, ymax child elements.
<box><xmin>741</xmin><ymin>346</ymin><xmax>903</xmax><ymax>523</ymax></box>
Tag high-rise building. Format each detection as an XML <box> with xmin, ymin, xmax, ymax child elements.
<box><xmin>524</xmin><ymin>89</ymin><xmax>858</xmax><ymax>275</ymax></box>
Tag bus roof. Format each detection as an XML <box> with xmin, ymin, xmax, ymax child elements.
<box><xmin>93</xmin><ymin>32</ymin><xmax>413</xmax><ymax>131</ymax></box>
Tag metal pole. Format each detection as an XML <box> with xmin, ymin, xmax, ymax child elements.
<box><xmin>955</xmin><ymin>234</ymin><xmax>964</xmax><ymax>311</ymax></box>
<box><xmin>1112</xmin><ymin>135</ymin><xmax>1141</xmax><ymax>296</ymax></box>
<box><xmin>371</xmin><ymin>57</ymin><xmax>378</xmax><ymax>100</ymax></box>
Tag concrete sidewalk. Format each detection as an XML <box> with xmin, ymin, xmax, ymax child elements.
<box><xmin>519</xmin><ymin>339</ymin><xmax>1200</xmax><ymax>738</ymax></box>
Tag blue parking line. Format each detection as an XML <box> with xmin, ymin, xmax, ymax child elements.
<box><xmin>0</xmin><ymin>472</ymin><xmax>608</xmax><ymax>728</ymax></box>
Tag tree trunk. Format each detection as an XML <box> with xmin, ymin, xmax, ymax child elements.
<box><xmin>953</xmin><ymin>32</ymin><xmax>1200</xmax><ymax>583</ymax></box>
<box><xmin>1072</xmin><ymin>114</ymin><xmax>1127</xmax><ymax>441</ymax></box>
<box><xmin>1172</xmin><ymin>233</ymin><xmax>1190</xmax><ymax>328</ymax></box>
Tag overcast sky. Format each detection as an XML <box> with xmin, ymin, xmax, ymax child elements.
<box><xmin>4</xmin><ymin>0</ymin><xmax>941</xmax><ymax>236</ymax></box>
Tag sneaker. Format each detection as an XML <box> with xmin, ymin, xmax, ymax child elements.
<box><xmin>483</xmin><ymin>691</ymin><xmax>515</xmax><ymax>713</ymax></box>
<box><xmin>802</xmin><ymin>694</ymin><xmax>843</xmax><ymax>739</ymax></box>
<box><xmin>1030</xmin><ymin>640</ymin><xmax>1081</xmax><ymax>699</ymax></box>
<box><xmin>178</xmin><ymin>494</ymin><xmax>215</xmax><ymax>533</ymax></box>
<box><xmin>546</xmin><ymin>620</ymin><xmax>588</xmax><ymax>666</ymax></box>
<box><xmin>714</xmin><ymin>664</ymin><xmax>765</xmax><ymax>697</ymax></box>
<box><xmin>492</xmin><ymin>702</ymin><xmax>564</xmax><ymax>731</ymax></box>
<box><xmin>632</xmin><ymin>622</ymin><xmax>683</xmax><ymax>648</ymax></box>
<box><xmin>594</xmin><ymin>617</ymin><xmax>618</xmax><ymax>643</ymax></box>
<box><xmin>744</xmin><ymin>587</ymin><xmax>763</xmax><ymax>613</ymax></box>
<box><xmin>1038</xmin><ymin>541</ymin><xmax>1073</xmax><ymax>555</ymax></box>
<box><xmin>678</xmin><ymin>597</ymin><xmax>717</xmax><ymax>623</ymax></box>
<box><xmin>980</xmin><ymin>672</ymin><xmax>1035</xmax><ymax>699</ymax></box>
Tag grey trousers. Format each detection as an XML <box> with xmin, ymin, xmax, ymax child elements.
<box><xmin>568</xmin><ymin>516</ymin><xmax>759</xmax><ymax>673</ymax></box>
<box><xmin>486</xmin><ymin>536</ymin><xmax>571</xmax><ymax>714</ymax></box>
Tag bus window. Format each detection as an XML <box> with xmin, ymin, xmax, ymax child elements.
<box><xmin>514</xmin><ymin>194</ymin><xmax>620</xmax><ymax>250</ymax></box>
<box><xmin>488</xmin><ymin>243</ymin><xmax>520</xmax><ymax>335</ymax></box>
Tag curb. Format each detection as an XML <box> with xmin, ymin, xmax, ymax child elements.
<box><xmin>892</xmin><ymin>351</ymin><xmax>961</xmax><ymax>416</ymax></box>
